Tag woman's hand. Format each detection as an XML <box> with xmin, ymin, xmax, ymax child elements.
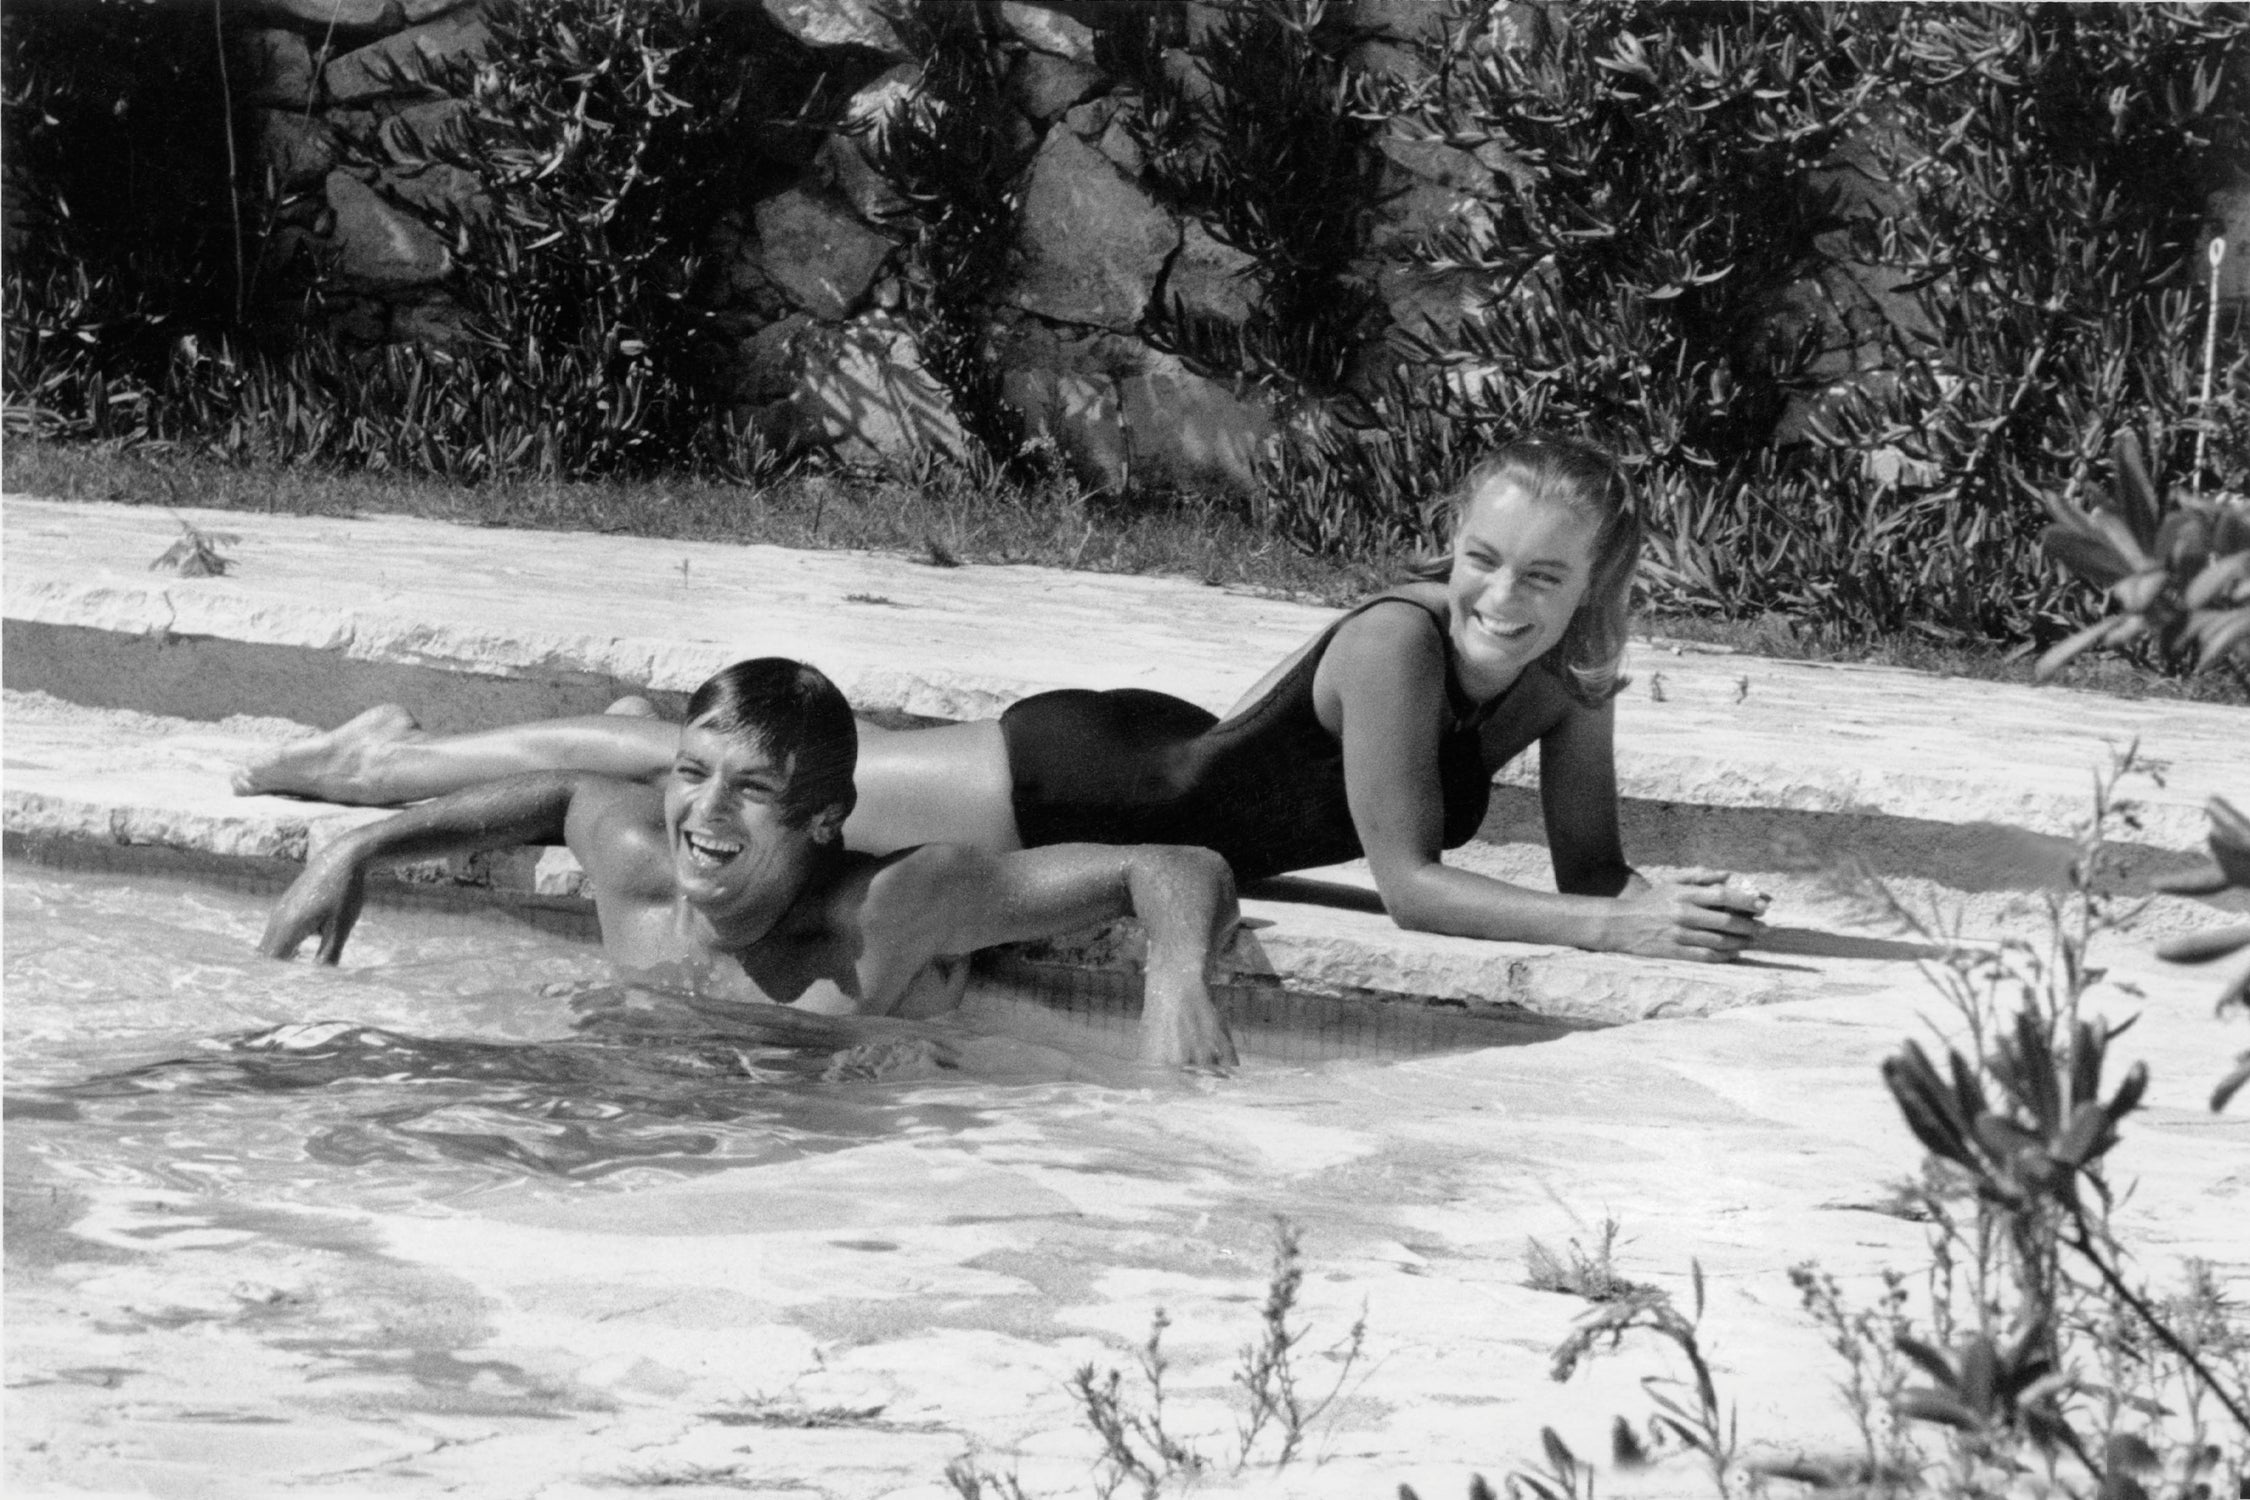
<box><xmin>1601</xmin><ymin>869</ymin><xmax>1768</xmax><ymax>963</ymax></box>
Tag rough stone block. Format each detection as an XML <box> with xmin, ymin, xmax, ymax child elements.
<box><xmin>255</xmin><ymin>111</ymin><xmax>336</xmax><ymax>189</ymax></box>
<box><xmin>1370</xmin><ymin>136</ymin><xmax>1493</xmax><ymax>251</ymax></box>
<box><xmin>1009</xmin><ymin>130</ymin><xmax>1178</xmax><ymax>330</ymax></box>
<box><xmin>1162</xmin><ymin>220</ymin><xmax>1259</xmax><ymax>327</ymax></box>
<box><xmin>732</xmin><ymin>313</ymin><xmax>817</xmax><ymax>402</ymax></box>
<box><xmin>842</xmin><ymin>61</ymin><xmax>921</xmax><ymax>128</ymax></box>
<box><xmin>1118</xmin><ymin>365</ymin><xmax>1273</xmax><ymax>495</ymax></box>
<box><xmin>244</xmin><ymin>29</ymin><xmax>318</xmax><ymax>108</ymax></box>
<box><xmin>1347</xmin><ymin>0</ymin><xmax>1448</xmax><ymax>42</ymax></box>
<box><xmin>753</xmin><ymin>187</ymin><xmax>898</xmax><ymax>321</ymax></box>
<box><xmin>999</xmin><ymin>1</ymin><xmax>1096</xmax><ymax>62</ymax></box>
<box><xmin>322</xmin><ymin>11</ymin><xmax>491</xmax><ymax>103</ymax></box>
<box><xmin>812</xmin><ymin>134</ymin><xmax>909</xmax><ymax>227</ymax></box>
<box><xmin>239</xmin><ymin>0</ymin><xmax>410</xmax><ymax>29</ymax></box>
<box><xmin>1008</xmin><ymin>50</ymin><xmax>1101</xmax><ymax>122</ymax></box>
<box><xmin>387</xmin><ymin>292</ymin><xmax>469</xmax><ymax>348</ymax></box>
<box><xmin>1093</xmin><ymin>111</ymin><xmax>1145</xmax><ymax>177</ymax></box>
<box><xmin>1002</xmin><ymin>364</ymin><xmax>1127</xmax><ymax>492</ymax></box>
<box><xmin>1159</xmin><ymin>47</ymin><xmax>1218</xmax><ymax>113</ymax></box>
<box><xmin>780</xmin><ymin>314</ymin><xmax>969</xmax><ymax>467</ymax></box>
<box><xmin>376</xmin><ymin>98</ymin><xmax>472</xmax><ymax>162</ymax></box>
<box><xmin>321</xmin><ymin>170</ymin><xmax>450</xmax><ymax>286</ymax></box>
<box><xmin>760</xmin><ymin>0</ymin><xmax>905</xmax><ymax>55</ymax></box>
<box><xmin>379</xmin><ymin>161</ymin><xmax>485</xmax><ymax>226</ymax></box>
<box><xmin>1373</xmin><ymin>262</ymin><xmax>1476</xmax><ymax>342</ymax></box>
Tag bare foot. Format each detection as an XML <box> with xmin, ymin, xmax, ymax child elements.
<box><xmin>233</xmin><ymin>704</ymin><xmax>423</xmax><ymax>802</ymax></box>
<box><xmin>604</xmin><ymin>695</ymin><xmax>663</xmax><ymax>719</ymax></box>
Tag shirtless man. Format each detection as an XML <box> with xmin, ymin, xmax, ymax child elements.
<box><xmin>261</xmin><ymin>657</ymin><xmax>1240</xmax><ymax>1068</ymax></box>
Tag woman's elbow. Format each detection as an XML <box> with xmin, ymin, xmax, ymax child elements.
<box><xmin>1371</xmin><ymin>861</ymin><xmax>1452</xmax><ymax>934</ymax></box>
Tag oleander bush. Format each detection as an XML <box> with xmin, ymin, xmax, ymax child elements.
<box><xmin>3</xmin><ymin>0</ymin><xmax>789</xmax><ymax>479</ymax></box>
<box><xmin>1277</xmin><ymin>0</ymin><xmax>2250</xmax><ymax>653</ymax></box>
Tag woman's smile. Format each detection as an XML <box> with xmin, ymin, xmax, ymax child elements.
<box><xmin>1445</xmin><ymin>478</ymin><xmax>1601</xmax><ymax>696</ymax></box>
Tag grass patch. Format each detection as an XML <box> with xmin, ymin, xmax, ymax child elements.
<box><xmin>1</xmin><ymin>437</ymin><xmax>1386</xmax><ymax>607</ymax></box>
<box><xmin>6</xmin><ymin>437</ymin><xmax>2239</xmax><ymax>703</ymax></box>
<box><xmin>1643</xmin><ymin>611</ymin><xmax>2248</xmax><ymax>705</ymax></box>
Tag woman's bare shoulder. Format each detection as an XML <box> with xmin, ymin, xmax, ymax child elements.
<box><xmin>1330</xmin><ymin>586</ymin><xmax>1448</xmax><ymax>648</ymax></box>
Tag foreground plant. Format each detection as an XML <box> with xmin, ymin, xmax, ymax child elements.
<box><xmin>2038</xmin><ymin>432</ymin><xmax>2250</xmax><ymax>687</ymax></box>
<box><xmin>2153</xmin><ymin>796</ymin><xmax>2250</xmax><ymax>1107</ymax></box>
<box><xmin>1414</xmin><ymin>749</ymin><xmax>2250</xmax><ymax>1500</ymax></box>
<box><xmin>946</xmin><ymin>1218</ymin><xmax>1366</xmax><ymax>1499</ymax></box>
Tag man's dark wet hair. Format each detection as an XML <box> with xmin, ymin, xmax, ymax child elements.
<box><xmin>683</xmin><ymin>658</ymin><xmax>858</xmax><ymax>828</ymax></box>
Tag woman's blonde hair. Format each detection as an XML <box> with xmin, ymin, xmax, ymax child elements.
<box><xmin>1410</xmin><ymin>436</ymin><xmax>1640</xmax><ymax>706</ymax></box>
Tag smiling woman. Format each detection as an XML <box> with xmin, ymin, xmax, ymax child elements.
<box><xmin>237</xmin><ymin>439</ymin><xmax>1770</xmax><ymax>964</ymax></box>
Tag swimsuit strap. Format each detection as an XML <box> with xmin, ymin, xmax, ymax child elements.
<box><xmin>1338</xmin><ymin>594</ymin><xmax>1500</xmax><ymax>732</ymax></box>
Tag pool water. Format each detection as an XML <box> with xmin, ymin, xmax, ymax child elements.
<box><xmin>3</xmin><ymin>865</ymin><xmax>1554</xmax><ymax>1213</ymax></box>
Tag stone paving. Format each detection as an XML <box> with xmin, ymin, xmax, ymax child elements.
<box><xmin>8</xmin><ymin>497</ymin><xmax>2244</xmax><ymax>847</ymax></box>
<box><xmin>5</xmin><ymin>494</ymin><xmax>2249</xmax><ymax>1498</ymax></box>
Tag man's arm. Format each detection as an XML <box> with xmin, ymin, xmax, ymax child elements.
<box><xmin>877</xmin><ymin>842</ymin><xmax>1241</xmax><ymax>1067</ymax></box>
<box><xmin>261</xmin><ymin>772</ymin><xmax>581</xmax><ymax>963</ymax></box>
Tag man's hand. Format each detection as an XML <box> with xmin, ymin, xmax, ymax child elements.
<box><xmin>1140</xmin><ymin>966</ymin><xmax>1238</xmax><ymax>1069</ymax></box>
<box><xmin>253</xmin><ymin>773</ymin><xmax>580</xmax><ymax>965</ymax></box>
<box><xmin>260</xmin><ymin>846</ymin><xmax>368</xmax><ymax>964</ymax></box>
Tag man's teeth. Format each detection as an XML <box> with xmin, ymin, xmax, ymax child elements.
<box><xmin>683</xmin><ymin>832</ymin><xmax>742</xmax><ymax>865</ymax></box>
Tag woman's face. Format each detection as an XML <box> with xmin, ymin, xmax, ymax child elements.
<box><xmin>1445</xmin><ymin>478</ymin><xmax>1602</xmax><ymax>696</ymax></box>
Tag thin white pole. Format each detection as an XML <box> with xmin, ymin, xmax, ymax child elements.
<box><xmin>2196</xmin><ymin>235</ymin><xmax>2225</xmax><ymax>491</ymax></box>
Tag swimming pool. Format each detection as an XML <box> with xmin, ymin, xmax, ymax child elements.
<box><xmin>3</xmin><ymin>861</ymin><xmax>1565</xmax><ymax>1215</ymax></box>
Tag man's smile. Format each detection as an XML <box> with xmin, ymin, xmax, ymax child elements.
<box><xmin>681</xmin><ymin>829</ymin><xmax>744</xmax><ymax>868</ymax></box>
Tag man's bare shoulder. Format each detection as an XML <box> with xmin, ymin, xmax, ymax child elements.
<box><xmin>562</xmin><ymin>775</ymin><xmax>674</xmax><ymax>897</ymax></box>
<box><xmin>818</xmin><ymin>843</ymin><xmax>990</xmax><ymax>946</ymax></box>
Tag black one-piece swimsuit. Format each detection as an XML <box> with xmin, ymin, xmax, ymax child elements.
<box><xmin>997</xmin><ymin>595</ymin><xmax>1508</xmax><ymax>883</ymax></box>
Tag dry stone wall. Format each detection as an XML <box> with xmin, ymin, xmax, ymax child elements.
<box><xmin>203</xmin><ymin>0</ymin><xmax>2240</xmax><ymax>493</ymax></box>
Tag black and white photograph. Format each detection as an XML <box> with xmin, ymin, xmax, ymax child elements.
<box><xmin>3</xmin><ymin>1</ymin><xmax>2247</xmax><ymax>1494</ymax></box>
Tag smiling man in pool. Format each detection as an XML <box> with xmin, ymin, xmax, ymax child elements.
<box><xmin>261</xmin><ymin>657</ymin><xmax>1240</xmax><ymax>1067</ymax></box>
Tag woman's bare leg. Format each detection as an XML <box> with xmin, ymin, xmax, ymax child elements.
<box><xmin>845</xmin><ymin>720</ymin><xmax>1023</xmax><ymax>855</ymax></box>
<box><xmin>237</xmin><ymin>699</ymin><xmax>1026</xmax><ymax>852</ymax></box>
<box><xmin>233</xmin><ymin>706</ymin><xmax>681</xmax><ymax>804</ymax></box>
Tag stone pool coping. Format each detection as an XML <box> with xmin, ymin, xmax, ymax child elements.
<box><xmin>7</xmin><ymin>496</ymin><xmax>2244</xmax><ymax>854</ymax></box>
<box><xmin>5</xmin><ymin>691</ymin><xmax>1843</xmax><ymax>1026</ymax></box>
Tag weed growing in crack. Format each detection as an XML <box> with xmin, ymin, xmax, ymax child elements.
<box><xmin>1524</xmin><ymin>1216</ymin><xmax>1646</xmax><ymax>1304</ymax></box>
<box><xmin>1232</xmin><ymin>1218</ymin><xmax>1369</xmax><ymax>1471</ymax></box>
<box><xmin>949</xmin><ymin>1218</ymin><xmax>1365</xmax><ymax>1499</ymax></box>
<box><xmin>148</xmin><ymin>513</ymin><xmax>239</xmax><ymax>577</ymax></box>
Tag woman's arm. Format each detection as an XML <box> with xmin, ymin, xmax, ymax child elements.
<box><xmin>1326</xmin><ymin>614</ymin><xmax>1761</xmax><ymax>961</ymax></box>
<box><xmin>1537</xmin><ymin>697</ymin><xmax>1636</xmax><ymax>896</ymax></box>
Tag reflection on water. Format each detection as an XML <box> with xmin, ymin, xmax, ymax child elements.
<box><xmin>2</xmin><ymin>867</ymin><xmax>1032</xmax><ymax>1207</ymax></box>
<box><xmin>4</xmin><ymin>862</ymin><xmax>1557</xmax><ymax>1211</ymax></box>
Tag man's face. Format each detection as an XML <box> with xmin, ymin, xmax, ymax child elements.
<box><xmin>662</xmin><ymin>721</ymin><xmax>832</xmax><ymax>938</ymax></box>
